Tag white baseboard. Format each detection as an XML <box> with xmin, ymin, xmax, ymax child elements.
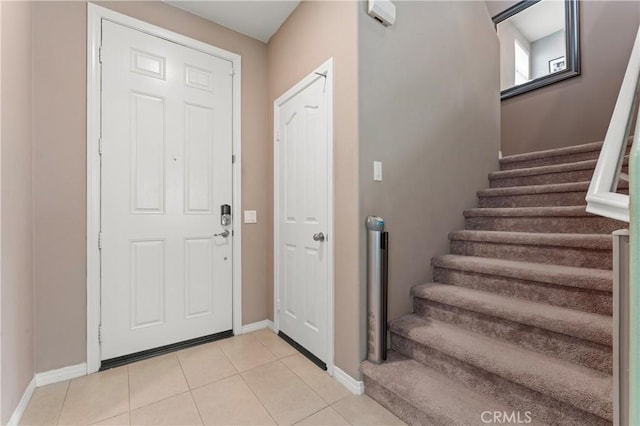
<box><xmin>36</xmin><ymin>363</ymin><xmax>87</xmax><ymax>387</ymax></box>
<box><xmin>7</xmin><ymin>376</ymin><xmax>36</xmax><ymax>426</ymax></box>
<box><xmin>333</xmin><ymin>365</ymin><xmax>365</xmax><ymax>395</ymax></box>
<box><xmin>7</xmin><ymin>363</ymin><xmax>88</xmax><ymax>425</ymax></box>
<box><xmin>241</xmin><ymin>319</ymin><xmax>270</xmax><ymax>334</ymax></box>
<box><xmin>240</xmin><ymin>319</ymin><xmax>275</xmax><ymax>335</ymax></box>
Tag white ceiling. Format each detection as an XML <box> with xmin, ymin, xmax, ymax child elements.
<box><xmin>165</xmin><ymin>0</ymin><xmax>301</xmax><ymax>43</ymax></box>
<box><xmin>510</xmin><ymin>0</ymin><xmax>565</xmax><ymax>42</ymax></box>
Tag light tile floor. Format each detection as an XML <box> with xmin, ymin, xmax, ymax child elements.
<box><xmin>20</xmin><ymin>329</ymin><xmax>405</xmax><ymax>426</ymax></box>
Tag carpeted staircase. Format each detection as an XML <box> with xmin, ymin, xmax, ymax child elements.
<box><xmin>361</xmin><ymin>141</ymin><xmax>628</xmax><ymax>426</ymax></box>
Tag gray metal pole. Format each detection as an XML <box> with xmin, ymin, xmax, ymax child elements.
<box><xmin>366</xmin><ymin>216</ymin><xmax>387</xmax><ymax>364</ymax></box>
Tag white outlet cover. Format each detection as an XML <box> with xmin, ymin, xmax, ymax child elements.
<box><xmin>244</xmin><ymin>210</ymin><xmax>257</xmax><ymax>223</ymax></box>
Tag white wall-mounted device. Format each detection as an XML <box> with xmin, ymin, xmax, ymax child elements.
<box><xmin>368</xmin><ymin>0</ymin><xmax>396</xmax><ymax>27</ymax></box>
<box><xmin>373</xmin><ymin>161</ymin><xmax>383</xmax><ymax>182</ymax></box>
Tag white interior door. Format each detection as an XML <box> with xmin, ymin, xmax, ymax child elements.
<box><xmin>275</xmin><ymin>61</ymin><xmax>333</xmax><ymax>364</ymax></box>
<box><xmin>100</xmin><ymin>20</ymin><xmax>233</xmax><ymax>360</ymax></box>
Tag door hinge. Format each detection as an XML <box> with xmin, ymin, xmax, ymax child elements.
<box><xmin>276</xmin><ymin>299</ymin><xmax>281</xmax><ymax>312</ymax></box>
<box><xmin>98</xmin><ymin>324</ymin><xmax>102</xmax><ymax>344</ymax></box>
<box><xmin>98</xmin><ymin>232</ymin><xmax>103</xmax><ymax>249</ymax></box>
<box><xmin>98</xmin><ymin>138</ymin><xmax>103</xmax><ymax>156</ymax></box>
<box><xmin>232</xmin><ymin>154</ymin><xmax>236</xmax><ymax>164</ymax></box>
<box><xmin>98</xmin><ymin>46</ymin><xmax>103</xmax><ymax>63</ymax></box>
<box><xmin>276</xmin><ymin>130</ymin><xmax>280</xmax><ymax>142</ymax></box>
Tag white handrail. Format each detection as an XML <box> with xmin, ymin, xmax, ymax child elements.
<box><xmin>586</xmin><ymin>26</ymin><xmax>640</xmax><ymax>223</ymax></box>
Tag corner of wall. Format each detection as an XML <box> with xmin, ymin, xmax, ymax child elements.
<box><xmin>0</xmin><ymin>0</ymin><xmax>36</xmax><ymax>423</ymax></box>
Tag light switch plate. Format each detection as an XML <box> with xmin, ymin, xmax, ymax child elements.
<box><xmin>244</xmin><ymin>210</ymin><xmax>257</xmax><ymax>224</ymax></box>
<box><xmin>373</xmin><ymin>161</ymin><xmax>383</xmax><ymax>181</ymax></box>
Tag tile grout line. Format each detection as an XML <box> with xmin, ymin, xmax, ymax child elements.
<box><xmin>293</xmin><ymin>405</ymin><xmax>343</xmax><ymax>425</ymax></box>
<box><xmin>181</xmin><ymin>338</ymin><xmax>278</xmax><ymax>424</ymax></box>
<box><xmin>247</xmin><ymin>334</ymin><xmax>346</xmax><ymax>417</ymax></box>
<box><xmin>283</xmin><ymin>356</ymin><xmax>353</xmax><ymax>425</ymax></box>
<box><xmin>128</xmin><ymin>391</ymin><xmax>194</xmax><ymax>418</ymax></box>
<box><xmin>175</xmin><ymin>351</ymin><xmax>206</xmax><ymax>426</ymax></box>
<box><xmin>237</xmin><ymin>367</ymin><xmax>279</xmax><ymax>425</ymax></box>
<box><xmin>186</xmin><ymin>391</ymin><xmax>206</xmax><ymax>426</ymax></box>
<box><xmin>54</xmin><ymin>380</ymin><xmax>71</xmax><ymax>425</ymax></box>
<box><xmin>246</xmin><ymin>358</ymin><xmax>331</xmax><ymax>425</ymax></box>
<box><xmin>216</xmin><ymin>342</ymin><xmax>242</xmax><ymax>376</ymax></box>
<box><xmin>127</xmin><ymin>365</ymin><xmax>132</xmax><ymax>425</ymax></box>
<box><xmin>165</xmin><ymin>345</ymin><xmax>237</xmax><ymax>393</ymax></box>
<box><xmin>279</xmin><ymin>354</ymin><xmax>350</xmax><ymax>406</ymax></box>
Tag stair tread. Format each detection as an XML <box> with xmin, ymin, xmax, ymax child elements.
<box><xmin>432</xmin><ymin>254</ymin><xmax>612</xmax><ymax>292</ymax></box>
<box><xmin>464</xmin><ymin>205</ymin><xmax>595</xmax><ymax>217</ymax></box>
<box><xmin>478</xmin><ymin>181</ymin><xmax>592</xmax><ymax>197</ymax></box>
<box><xmin>361</xmin><ymin>351</ymin><xmax>548</xmax><ymax>426</ymax></box>
<box><xmin>449</xmin><ymin>230</ymin><xmax>612</xmax><ymax>249</ymax></box>
<box><xmin>389</xmin><ymin>314</ymin><xmax>613</xmax><ymax>420</ymax></box>
<box><xmin>500</xmin><ymin>142</ymin><xmax>604</xmax><ymax>166</ymax></box>
<box><xmin>411</xmin><ymin>283</ymin><xmax>612</xmax><ymax>345</ymax></box>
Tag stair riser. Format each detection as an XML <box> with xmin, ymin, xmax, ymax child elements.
<box><xmin>491</xmin><ymin>169</ymin><xmax>595</xmax><ymax>188</ymax></box>
<box><xmin>478</xmin><ymin>191</ymin><xmax>587</xmax><ymax>208</ymax></box>
<box><xmin>413</xmin><ymin>298</ymin><xmax>612</xmax><ymax>373</ymax></box>
<box><xmin>450</xmin><ymin>240</ymin><xmax>612</xmax><ymax>269</ymax></box>
<box><xmin>391</xmin><ymin>333</ymin><xmax>612</xmax><ymax>426</ymax></box>
<box><xmin>500</xmin><ymin>145</ymin><xmax>631</xmax><ymax>171</ymax></box>
<box><xmin>363</xmin><ymin>376</ymin><xmax>442</xmax><ymax>426</ymax></box>
<box><xmin>500</xmin><ymin>151</ymin><xmax>601</xmax><ymax>171</ymax></box>
<box><xmin>479</xmin><ymin>188</ymin><xmax>629</xmax><ymax>208</ymax></box>
<box><xmin>465</xmin><ymin>216</ymin><xmax>625</xmax><ymax>234</ymax></box>
<box><xmin>432</xmin><ymin>267</ymin><xmax>612</xmax><ymax>315</ymax></box>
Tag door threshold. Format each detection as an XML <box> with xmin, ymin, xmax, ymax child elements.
<box><xmin>100</xmin><ymin>329</ymin><xmax>233</xmax><ymax>371</ymax></box>
<box><xmin>278</xmin><ymin>331</ymin><xmax>327</xmax><ymax>371</ymax></box>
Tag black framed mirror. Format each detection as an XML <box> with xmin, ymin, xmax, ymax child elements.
<box><xmin>493</xmin><ymin>0</ymin><xmax>580</xmax><ymax>100</ymax></box>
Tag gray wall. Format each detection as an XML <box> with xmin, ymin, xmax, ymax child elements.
<box><xmin>488</xmin><ymin>0</ymin><xmax>640</xmax><ymax>155</ymax></box>
<box><xmin>531</xmin><ymin>30</ymin><xmax>565</xmax><ymax>79</ymax></box>
<box><xmin>358</xmin><ymin>2</ymin><xmax>500</xmax><ymax>326</ymax></box>
<box><xmin>498</xmin><ymin>19</ymin><xmax>531</xmax><ymax>90</ymax></box>
<box><xmin>1</xmin><ymin>2</ymin><xmax>36</xmax><ymax>422</ymax></box>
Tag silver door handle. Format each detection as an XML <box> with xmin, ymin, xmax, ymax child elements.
<box><xmin>313</xmin><ymin>232</ymin><xmax>325</xmax><ymax>242</ymax></box>
<box><xmin>214</xmin><ymin>230</ymin><xmax>230</xmax><ymax>238</ymax></box>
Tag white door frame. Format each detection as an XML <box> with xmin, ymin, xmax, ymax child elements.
<box><xmin>273</xmin><ymin>58</ymin><xmax>335</xmax><ymax>374</ymax></box>
<box><xmin>86</xmin><ymin>3</ymin><xmax>242</xmax><ymax>374</ymax></box>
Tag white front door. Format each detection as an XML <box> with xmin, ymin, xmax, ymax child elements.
<box><xmin>275</xmin><ymin>60</ymin><xmax>333</xmax><ymax>365</ymax></box>
<box><xmin>100</xmin><ymin>20</ymin><xmax>233</xmax><ymax>360</ymax></box>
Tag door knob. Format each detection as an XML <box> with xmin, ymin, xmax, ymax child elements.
<box><xmin>214</xmin><ymin>230</ymin><xmax>230</xmax><ymax>238</ymax></box>
<box><xmin>313</xmin><ymin>232</ymin><xmax>325</xmax><ymax>242</ymax></box>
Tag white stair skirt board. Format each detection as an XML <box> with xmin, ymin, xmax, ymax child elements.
<box><xmin>7</xmin><ymin>377</ymin><xmax>37</xmax><ymax>426</ymax></box>
<box><xmin>333</xmin><ymin>365</ymin><xmax>365</xmax><ymax>395</ymax></box>
<box><xmin>7</xmin><ymin>363</ymin><xmax>87</xmax><ymax>426</ymax></box>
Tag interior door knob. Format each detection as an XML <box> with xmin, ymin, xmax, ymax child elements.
<box><xmin>214</xmin><ymin>230</ymin><xmax>230</xmax><ymax>238</ymax></box>
<box><xmin>313</xmin><ymin>232</ymin><xmax>325</xmax><ymax>242</ymax></box>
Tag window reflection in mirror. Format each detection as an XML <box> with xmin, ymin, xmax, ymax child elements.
<box><xmin>494</xmin><ymin>0</ymin><xmax>580</xmax><ymax>99</ymax></box>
